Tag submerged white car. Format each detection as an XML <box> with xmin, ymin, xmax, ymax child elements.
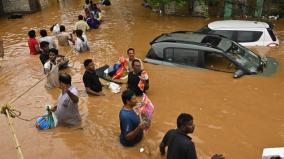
<box><xmin>199</xmin><ymin>20</ymin><xmax>279</xmax><ymax>47</ymax></box>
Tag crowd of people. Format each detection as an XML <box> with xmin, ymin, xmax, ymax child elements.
<box><xmin>25</xmin><ymin>1</ymin><xmax>226</xmax><ymax>158</ymax></box>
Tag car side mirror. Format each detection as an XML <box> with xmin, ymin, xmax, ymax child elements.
<box><xmin>233</xmin><ymin>69</ymin><xmax>245</xmax><ymax>78</ymax></box>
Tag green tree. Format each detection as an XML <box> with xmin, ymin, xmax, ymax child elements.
<box><xmin>147</xmin><ymin>0</ymin><xmax>218</xmax><ymax>17</ymax></box>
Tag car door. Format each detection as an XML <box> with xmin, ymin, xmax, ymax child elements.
<box><xmin>202</xmin><ymin>51</ymin><xmax>238</xmax><ymax>73</ymax></box>
<box><xmin>162</xmin><ymin>47</ymin><xmax>201</xmax><ymax>68</ymax></box>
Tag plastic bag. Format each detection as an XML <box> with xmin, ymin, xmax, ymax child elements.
<box><xmin>137</xmin><ymin>94</ymin><xmax>154</xmax><ymax>131</ymax></box>
<box><xmin>107</xmin><ymin>82</ymin><xmax>121</xmax><ymax>93</ymax></box>
<box><xmin>52</xmin><ymin>24</ymin><xmax>60</xmax><ymax>34</ymax></box>
<box><xmin>35</xmin><ymin>105</ymin><xmax>58</xmax><ymax>130</ymax></box>
<box><xmin>138</xmin><ymin>71</ymin><xmax>149</xmax><ymax>91</ymax></box>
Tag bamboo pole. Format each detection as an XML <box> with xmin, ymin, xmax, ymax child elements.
<box><xmin>2</xmin><ymin>73</ymin><xmax>49</xmax><ymax>159</ymax></box>
<box><xmin>5</xmin><ymin>109</ymin><xmax>24</xmax><ymax>159</ymax></box>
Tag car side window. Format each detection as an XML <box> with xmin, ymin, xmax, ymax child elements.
<box><xmin>164</xmin><ymin>48</ymin><xmax>174</xmax><ymax>62</ymax></box>
<box><xmin>146</xmin><ymin>48</ymin><xmax>163</xmax><ymax>60</ymax></box>
<box><xmin>203</xmin><ymin>51</ymin><xmax>237</xmax><ymax>73</ymax></box>
<box><xmin>174</xmin><ymin>48</ymin><xmax>199</xmax><ymax>66</ymax></box>
<box><xmin>237</xmin><ymin>31</ymin><xmax>263</xmax><ymax>42</ymax></box>
<box><xmin>164</xmin><ymin>48</ymin><xmax>199</xmax><ymax>66</ymax></box>
<box><xmin>211</xmin><ymin>30</ymin><xmax>234</xmax><ymax>40</ymax></box>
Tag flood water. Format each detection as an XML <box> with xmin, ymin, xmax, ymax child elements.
<box><xmin>0</xmin><ymin>0</ymin><xmax>284</xmax><ymax>158</ymax></box>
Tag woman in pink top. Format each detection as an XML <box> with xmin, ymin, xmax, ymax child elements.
<box><xmin>28</xmin><ymin>30</ymin><xmax>40</xmax><ymax>55</ymax></box>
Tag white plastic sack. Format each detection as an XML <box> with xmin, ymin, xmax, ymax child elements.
<box><xmin>52</xmin><ymin>24</ymin><xmax>60</xmax><ymax>34</ymax></box>
<box><xmin>107</xmin><ymin>82</ymin><xmax>120</xmax><ymax>93</ymax></box>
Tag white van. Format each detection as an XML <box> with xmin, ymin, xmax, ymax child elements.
<box><xmin>199</xmin><ymin>20</ymin><xmax>279</xmax><ymax>47</ymax></box>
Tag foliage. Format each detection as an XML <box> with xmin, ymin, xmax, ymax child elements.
<box><xmin>147</xmin><ymin>0</ymin><xmax>219</xmax><ymax>9</ymax></box>
<box><xmin>147</xmin><ymin>0</ymin><xmax>185</xmax><ymax>8</ymax></box>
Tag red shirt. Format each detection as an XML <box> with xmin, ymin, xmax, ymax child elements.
<box><xmin>28</xmin><ymin>38</ymin><xmax>39</xmax><ymax>55</ymax></box>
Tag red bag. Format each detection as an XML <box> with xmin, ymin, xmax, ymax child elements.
<box><xmin>112</xmin><ymin>66</ymin><xmax>125</xmax><ymax>79</ymax></box>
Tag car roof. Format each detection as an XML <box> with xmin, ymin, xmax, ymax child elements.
<box><xmin>151</xmin><ymin>31</ymin><xmax>231</xmax><ymax>51</ymax></box>
<box><xmin>152</xmin><ymin>31</ymin><xmax>206</xmax><ymax>43</ymax></box>
<box><xmin>152</xmin><ymin>31</ymin><xmax>228</xmax><ymax>44</ymax></box>
<box><xmin>208</xmin><ymin>20</ymin><xmax>270</xmax><ymax>29</ymax></box>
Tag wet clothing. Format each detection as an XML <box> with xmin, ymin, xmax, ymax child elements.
<box><xmin>40</xmin><ymin>52</ymin><xmax>49</xmax><ymax>66</ymax></box>
<box><xmin>161</xmin><ymin>129</ymin><xmax>197</xmax><ymax>159</ymax></box>
<box><xmin>119</xmin><ymin>107</ymin><xmax>143</xmax><ymax>146</ymax></box>
<box><xmin>55</xmin><ymin>86</ymin><xmax>81</xmax><ymax>126</ymax></box>
<box><xmin>57</xmin><ymin>32</ymin><xmax>72</xmax><ymax>46</ymax></box>
<box><xmin>44</xmin><ymin>60</ymin><xmax>59</xmax><ymax>89</ymax></box>
<box><xmin>28</xmin><ymin>38</ymin><xmax>39</xmax><ymax>55</ymax></box>
<box><xmin>39</xmin><ymin>36</ymin><xmax>57</xmax><ymax>49</ymax></box>
<box><xmin>83</xmin><ymin>70</ymin><xmax>102</xmax><ymax>92</ymax></box>
<box><xmin>74</xmin><ymin>20</ymin><xmax>90</xmax><ymax>33</ymax></box>
<box><xmin>86</xmin><ymin>18</ymin><xmax>100</xmax><ymax>29</ymax></box>
<box><xmin>75</xmin><ymin>35</ymin><xmax>89</xmax><ymax>52</ymax></box>
<box><xmin>127</xmin><ymin>71</ymin><xmax>149</xmax><ymax>96</ymax></box>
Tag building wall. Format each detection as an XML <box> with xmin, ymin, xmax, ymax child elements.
<box><xmin>39</xmin><ymin>0</ymin><xmax>48</xmax><ymax>9</ymax></box>
<box><xmin>2</xmin><ymin>0</ymin><xmax>31</xmax><ymax>13</ymax></box>
<box><xmin>1</xmin><ymin>0</ymin><xmax>48</xmax><ymax>14</ymax></box>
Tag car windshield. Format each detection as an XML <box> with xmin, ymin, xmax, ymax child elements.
<box><xmin>225</xmin><ymin>42</ymin><xmax>260</xmax><ymax>73</ymax></box>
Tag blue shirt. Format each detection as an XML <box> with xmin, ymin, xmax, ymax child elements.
<box><xmin>119</xmin><ymin>107</ymin><xmax>143</xmax><ymax>146</ymax></box>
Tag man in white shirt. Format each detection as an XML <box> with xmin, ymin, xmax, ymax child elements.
<box><xmin>44</xmin><ymin>48</ymin><xmax>60</xmax><ymax>89</ymax></box>
<box><xmin>39</xmin><ymin>29</ymin><xmax>57</xmax><ymax>49</ymax></box>
<box><xmin>52</xmin><ymin>73</ymin><xmax>81</xmax><ymax>126</ymax></box>
<box><xmin>75</xmin><ymin>29</ymin><xmax>89</xmax><ymax>52</ymax></box>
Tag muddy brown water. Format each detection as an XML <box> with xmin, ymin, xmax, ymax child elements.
<box><xmin>1</xmin><ymin>0</ymin><xmax>284</xmax><ymax>159</ymax></box>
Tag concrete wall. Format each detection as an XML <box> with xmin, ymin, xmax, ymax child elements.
<box><xmin>2</xmin><ymin>0</ymin><xmax>31</xmax><ymax>13</ymax></box>
<box><xmin>0</xmin><ymin>0</ymin><xmax>48</xmax><ymax>14</ymax></box>
<box><xmin>39</xmin><ymin>0</ymin><xmax>48</xmax><ymax>9</ymax></box>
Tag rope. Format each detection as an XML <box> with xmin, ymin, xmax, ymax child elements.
<box><xmin>9</xmin><ymin>74</ymin><xmax>48</xmax><ymax>105</ymax></box>
<box><xmin>0</xmin><ymin>73</ymin><xmax>48</xmax><ymax>159</ymax></box>
<box><xmin>1</xmin><ymin>104</ymin><xmax>37</xmax><ymax>121</ymax></box>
